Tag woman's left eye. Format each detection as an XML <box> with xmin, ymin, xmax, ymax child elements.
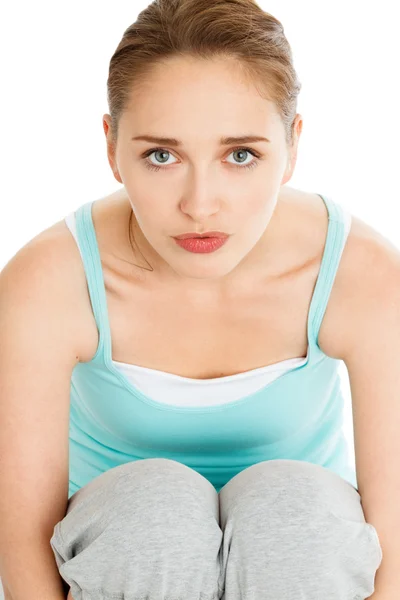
<box><xmin>142</xmin><ymin>147</ymin><xmax>261</xmax><ymax>172</ymax></box>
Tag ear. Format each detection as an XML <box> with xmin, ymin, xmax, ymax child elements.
<box><xmin>103</xmin><ymin>114</ymin><xmax>123</xmax><ymax>185</ymax></box>
<box><xmin>282</xmin><ymin>114</ymin><xmax>303</xmax><ymax>183</ymax></box>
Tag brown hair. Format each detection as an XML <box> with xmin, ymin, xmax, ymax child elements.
<box><xmin>105</xmin><ymin>0</ymin><xmax>302</xmax><ymax>271</ymax></box>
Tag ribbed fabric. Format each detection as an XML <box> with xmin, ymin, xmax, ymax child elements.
<box><xmin>65</xmin><ymin>194</ymin><xmax>356</xmax><ymax>499</ymax></box>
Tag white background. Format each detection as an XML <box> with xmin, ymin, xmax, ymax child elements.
<box><xmin>1</xmin><ymin>1</ymin><xmax>399</xmax><ymax>595</ymax></box>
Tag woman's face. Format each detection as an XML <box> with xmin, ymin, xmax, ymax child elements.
<box><xmin>103</xmin><ymin>55</ymin><xmax>302</xmax><ymax>293</ymax></box>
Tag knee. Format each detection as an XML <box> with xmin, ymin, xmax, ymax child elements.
<box><xmin>230</xmin><ymin>459</ymin><xmax>358</xmax><ymax>513</ymax></box>
<box><xmin>222</xmin><ymin>460</ymin><xmax>382</xmax><ymax>600</ymax></box>
<box><xmin>113</xmin><ymin>457</ymin><xmax>215</xmax><ymax>493</ymax></box>
<box><xmin>227</xmin><ymin>459</ymin><xmax>377</xmax><ymax>559</ymax></box>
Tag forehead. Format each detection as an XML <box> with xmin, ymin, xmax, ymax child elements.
<box><xmin>123</xmin><ymin>56</ymin><xmax>281</xmax><ymax>129</ymax></box>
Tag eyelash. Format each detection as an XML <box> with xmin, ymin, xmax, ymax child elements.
<box><xmin>142</xmin><ymin>146</ymin><xmax>261</xmax><ymax>172</ymax></box>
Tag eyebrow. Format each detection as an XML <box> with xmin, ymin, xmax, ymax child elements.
<box><xmin>131</xmin><ymin>134</ymin><xmax>271</xmax><ymax>146</ymax></box>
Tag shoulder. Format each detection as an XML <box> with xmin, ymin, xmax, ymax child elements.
<box><xmin>317</xmin><ymin>207</ymin><xmax>400</xmax><ymax>360</ymax></box>
<box><xmin>1</xmin><ymin>216</ymin><xmax>81</xmax><ymax>285</ymax></box>
<box><xmin>1</xmin><ymin>215</ymin><xmax>93</xmax><ymax>361</ymax></box>
<box><xmin>18</xmin><ymin>215</ymin><xmax>88</xmax><ymax>290</ymax></box>
<box><xmin>11</xmin><ymin>186</ymin><xmax>127</xmax><ymax>289</ymax></box>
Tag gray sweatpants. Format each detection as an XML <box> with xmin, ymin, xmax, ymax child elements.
<box><xmin>50</xmin><ymin>458</ymin><xmax>382</xmax><ymax>600</ymax></box>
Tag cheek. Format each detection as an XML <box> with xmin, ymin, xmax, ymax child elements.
<box><xmin>138</xmin><ymin>205</ymin><xmax>171</xmax><ymax>234</ymax></box>
<box><xmin>240</xmin><ymin>197</ymin><xmax>274</xmax><ymax>221</ymax></box>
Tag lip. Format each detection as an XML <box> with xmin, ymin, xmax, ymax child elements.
<box><xmin>174</xmin><ymin>236</ymin><xmax>229</xmax><ymax>253</ymax></box>
<box><xmin>174</xmin><ymin>231</ymin><xmax>229</xmax><ymax>240</ymax></box>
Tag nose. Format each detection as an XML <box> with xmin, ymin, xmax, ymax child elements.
<box><xmin>179</xmin><ymin>174</ymin><xmax>221</xmax><ymax>222</ymax></box>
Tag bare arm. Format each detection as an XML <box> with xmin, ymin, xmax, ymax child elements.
<box><xmin>3</xmin><ymin>579</ymin><xmax>13</xmax><ymax>600</ymax></box>
<box><xmin>1</xmin><ymin>544</ymin><xmax>68</xmax><ymax>600</ymax></box>
<box><xmin>0</xmin><ymin>236</ymin><xmax>80</xmax><ymax>600</ymax></box>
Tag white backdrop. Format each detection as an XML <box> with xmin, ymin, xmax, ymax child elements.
<box><xmin>1</xmin><ymin>1</ymin><xmax>399</xmax><ymax>597</ymax></box>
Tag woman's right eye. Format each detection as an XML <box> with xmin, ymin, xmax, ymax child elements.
<box><xmin>143</xmin><ymin>149</ymin><xmax>175</xmax><ymax>171</ymax></box>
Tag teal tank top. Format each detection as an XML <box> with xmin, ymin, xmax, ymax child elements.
<box><xmin>67</xmin><ymin>194</ymin><xmax>357</xmax><ymax>499</ymax></box>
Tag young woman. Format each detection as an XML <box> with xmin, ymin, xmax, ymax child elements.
<box><xmin>1</xmin><ymin>1</ymin><xmax>399</xmax><ymax>599</ymax></box>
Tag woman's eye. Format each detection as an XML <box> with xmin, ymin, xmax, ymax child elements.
<box><xmin>225</xmin><ymin>148</ymin><xmax>259</xmax><ymax>168</ymax></box>
<box><xmin>143</xmin><ymin>147</ymin><xmax>261</xmax><ymax>171</ymax></box>
<box><xmin>146</xmin><ymin>149</ymin><xmax>176</xmax><ymax>168</ymax></box>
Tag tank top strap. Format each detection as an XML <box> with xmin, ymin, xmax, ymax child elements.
<box><xmin>73</xmin><ymin>195</ymin><xmax>348</xmax><ymax>364</ymax></box>
<box><xmin>74</xmin><ymin>200</ymin><xmax>109</xmax><ymax>362</ymax></box>
<box><xmin>309</xmin><ymin>194</ymin><xmax>348</xmax><ymax>352</ymax></box>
